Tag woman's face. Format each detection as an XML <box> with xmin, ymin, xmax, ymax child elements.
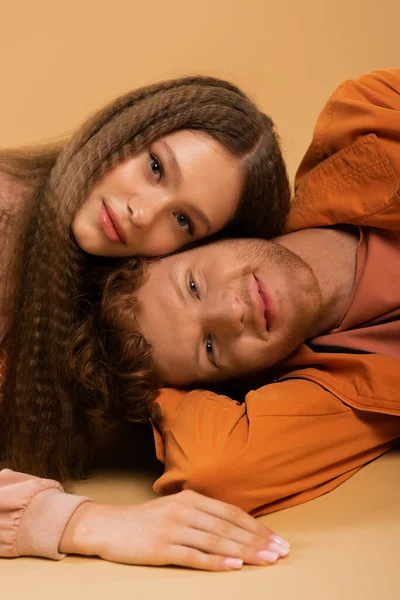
<box><xmin>72</xmin><ymin>131</ymin><xmax>242</xmax><ymax>257</ymax></box>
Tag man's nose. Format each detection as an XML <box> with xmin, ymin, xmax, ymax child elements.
<box><xmin>205</xmin><ymin>289</ymin><xmax>244</xmax><ymax>335</ymax></box>
<box><xmin>128</xmin><ymin>196</ymin><xmax>163</xmax><ymax>229</ymax></box>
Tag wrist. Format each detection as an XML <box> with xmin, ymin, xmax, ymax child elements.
<box><xmin>59</xmin><ymin>500</ymin><xmax>104</xmax><ymax>556</ymax></box>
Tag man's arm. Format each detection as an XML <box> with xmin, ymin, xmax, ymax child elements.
<box><xmin>295</xmin><ymin>68</ymin><xmax>400</xmax><ymax>186</ymax></box>
<box><xmin>152</xmin><ymin>381</ymin><xmax>400</xmax><ymax>516</ymax></box>
<box><xmin>288</xmin><ymin>68</ymin><xmax>400</xmax><ymax>232</ymax></box>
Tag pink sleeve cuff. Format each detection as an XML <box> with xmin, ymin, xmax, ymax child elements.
<box><xmin>17</xmin><ymin>488</ymin><xmax>92</xmax><ymax>560</ymax></box>
<box><xmin>0</xmin><ymin>468</ymin><xmax>91</xmax><ymax>560</ymax></box>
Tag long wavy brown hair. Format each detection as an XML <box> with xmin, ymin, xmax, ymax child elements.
<box><xmin>0</xmin><ymin>75</ymin><xmax>291</xmax><ymax>481</ymax></box>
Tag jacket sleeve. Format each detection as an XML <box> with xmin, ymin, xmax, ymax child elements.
<box><xmin>0</xmin><ymin>468</ymin><xmax>91</xmax><ymax>559</ymax></box>
<box><xmin>295</xmin><ymin>68</ymin><xmax>400</xmax><ymax>186</ymax></box>
<box><xmin>151</xmin><ymin>382</ymin><xmax>400</xmax><ymax>516</ymax></box>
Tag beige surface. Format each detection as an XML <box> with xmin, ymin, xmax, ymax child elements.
<box><xmin>0</xmin><ymin>448</ymin><xmax>399</xmax><ymax>600</ymax></box>
<box><xmin>1</xmin><ymin>1</ymin><xmax>400</xmax><ymax>598</ymax></box>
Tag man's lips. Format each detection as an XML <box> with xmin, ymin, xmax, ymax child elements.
<box><xmin>253</xmin><ymin>275</ymin><xmax>274</xmax><ymax>333</ymax></box>
<box><xmin>252</xmin><ymin>275</ymin><xmax>268</xmax><ymax>332</ymax></box>
<box><xmin>100</xmin><ymin>202</ymin><xmax>127</xmax><ymax>244</ymax></box>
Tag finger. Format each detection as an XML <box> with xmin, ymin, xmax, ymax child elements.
<box><xmin>175</xmin><ymin>504</ymin><xmax>288</xmax><ymax>559</ymax></box>
<box><xmin>173</xmin><ymin>526</ymin><xmax>280</xmax><ymax>566</ymax></box>
<box><xmin>166</xmin><ymin>544</ymin><xmax>245</xmax><ymax>572</ymax></box>
<box><xmin>178</xmin><ymin>490</ymin><xmax>290</xmax><ymax>552</ymax></box>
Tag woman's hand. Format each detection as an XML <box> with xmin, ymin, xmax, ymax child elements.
<box><xmin>60</xmin><ymin>489</ymin><xmax>290</xmax><ymax>571</ymax></box>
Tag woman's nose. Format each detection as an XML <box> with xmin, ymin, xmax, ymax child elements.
<box><xmin>128</xmin><ymin>197</ymin><xmax>161</xmax><ymax>229</ymax></box>
<box><xmin>206</xmin><ymin>289</ymin><xmax>244</xmax><ymax>335</ymax></box>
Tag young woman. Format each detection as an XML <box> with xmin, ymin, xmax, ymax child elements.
<box><xmin>0</xmin><ymin>76</ymin><xmax>291</xmax><ymax>570</ymax></box>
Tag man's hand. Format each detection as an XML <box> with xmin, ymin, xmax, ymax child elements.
<box><xmin>60</xmin><ymin>489</ymin><xmax>290</xmax><ymax>571</ymax></box>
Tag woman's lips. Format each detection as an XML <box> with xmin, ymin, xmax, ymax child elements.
<box><xmin>100</xmin><ymin>202</ymin><xmax>126</xmax><ymax>244</ymax></box>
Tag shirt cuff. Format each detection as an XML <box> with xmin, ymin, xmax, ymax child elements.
<box><xmin>17</xmin><ymin>488</ymin><xmax>92</xmax><ymax>560</ymax></box>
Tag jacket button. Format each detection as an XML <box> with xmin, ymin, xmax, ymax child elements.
<box><xmin>151</xmin><ymin>402</ymin><xmax>162</xmax><ymax>423</ymax></box>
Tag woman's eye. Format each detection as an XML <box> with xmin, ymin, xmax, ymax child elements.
<box><xmin>175</xmin><ymin>213</ymin><xmax>194</xmax><ymax>236</ymax></box>
<box><xmin>149</xmin><ymin>153</ymin><xmax>163</xmax><ymax>180</ymax></box>
<box><xmin>205</xmin><ymin>334</ymin><xmax>215</xmax><ymax>363</ymax></box>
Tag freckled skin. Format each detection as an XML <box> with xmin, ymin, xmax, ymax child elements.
<box><xmin>134</xmin><ymin>228</ymin><xmax>358</xmax><ymax>386</ymax></box>
<box><xmin>135</xmin><ymin>238</ymin><xmax>321</xmax><ymax>385</ymax></box>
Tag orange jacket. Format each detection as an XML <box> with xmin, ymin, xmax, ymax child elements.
<box><xmin>150</xmin><ymin>69</ymin><xmax>400</xmax><ymax>516</ymax></box>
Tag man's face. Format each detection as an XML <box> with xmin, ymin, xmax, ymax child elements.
<box><xmin>135</xmin><ymin>238</ymin><xmax>322</xmax><ymax>386</ymax></box>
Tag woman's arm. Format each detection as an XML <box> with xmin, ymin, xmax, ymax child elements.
<box><xmin>60</xmin><ymin>489</ymin><xmax>289</xmax><ymax>570</ymax></box>
<box><xmin>0</xmin><ymin>468</ymin><xmax>91</xmax><ymax>559</ymax></box>
<box><xmin>0</xmin><ymin>468</ymin><xmax>288</xmax><ymax>569</ymax></box>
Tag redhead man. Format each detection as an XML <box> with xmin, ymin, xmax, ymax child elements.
<box><xmin>125</xmin><ymin>67</ymin><xmax>400</xmax><ymax>515</ymax></box>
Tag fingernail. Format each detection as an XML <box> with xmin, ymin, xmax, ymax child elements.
<box><xmin>257</xmin><ymin>550</ymin><xmax>279</xmax><ymax>563</ymax></box>
<box><xmin>271</xmin><ymin>534</ymin><xmax>291</xmax><ymax>549</ymax></box>
<box><xmin>268</xmin><ymin>542</ymin><xmax>290</xmax><ymax>557</ymax></box>
<box><xmin>224</xmin><ymin>558</ymin><xmax>243</xmax><ymax>570</ymax></box>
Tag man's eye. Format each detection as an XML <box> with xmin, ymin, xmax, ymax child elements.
<box><xmin>205</xmin><ymin>334</ymin><xmax>215</xmax><ymax>363</ymax></box>
<box><xmin>189</xmin><ymin>277</ymin><xmax>198</xmax><ymax>297</ymax></box>
<box><xmin>149</xmin><ymin>152</ymin><xmax>163</xmax><ymax>179</ymax></box>
<box><xmin>175</xmin><ymin>213</ymin><xmax>194</xmax><ymax>236</ymax></box>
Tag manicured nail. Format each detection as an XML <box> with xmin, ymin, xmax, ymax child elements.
<box><xmin>257</xmin><ymin>550</ymin><xmax>279</xmax><ymax>563</ymax></box>
<box><xmin>268</xmin><ymin>542</ymin><xmax>290</xmax><ymax>557</ymax></box>
<box><xmin>224</xmin><ymin>558</ymin><xmax>243</xmax><ymax>569</ymax></box>
<box><xmin>271</xmin><ymin>535</ymin><xmax>291</xmax><ymax>549</ymax></box>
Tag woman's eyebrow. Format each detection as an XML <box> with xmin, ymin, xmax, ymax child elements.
<box><xmin>160</xmin><ymin>139</ymin><xmax>211</xmax><ymax>234</ymax></box>
<box><xmin>190</xmin><ymin>205</ymin><xmax>212</xmax><ymax>234</ymax></box>
<box><xmin>160</xmin><ymin>139</ymin><xmax>182</xmax><ymax>183</ymax></box>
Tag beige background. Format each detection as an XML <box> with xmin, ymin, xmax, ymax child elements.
<box><xmin>1</xmin><ymin>1</ymin><xmax>400</xmax><ymax>598</ymax></box>
<box><xmin>1</xmin><ymin>0</ymin><xmax>399</xmax><ymax>181</ymax></box>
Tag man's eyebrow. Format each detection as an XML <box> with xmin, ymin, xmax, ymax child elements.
<box><xmin>160</xmin><ymin>139</ymin><xmax>211</xmax><ymax>235</ymax></box>
<box><xmin>193</xmin><ymin>336</ymin><xmax>202</xmax><ymax>378</ymax></box>
<box><xmin>169</xmin><ymin>263</ymin><xmax>186</xmax><ymax>307</ymax></box>
<box><xmin>169</xmin><ymin>263</ymin><xmax>204</xmax><ymax>378</ymax></box>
